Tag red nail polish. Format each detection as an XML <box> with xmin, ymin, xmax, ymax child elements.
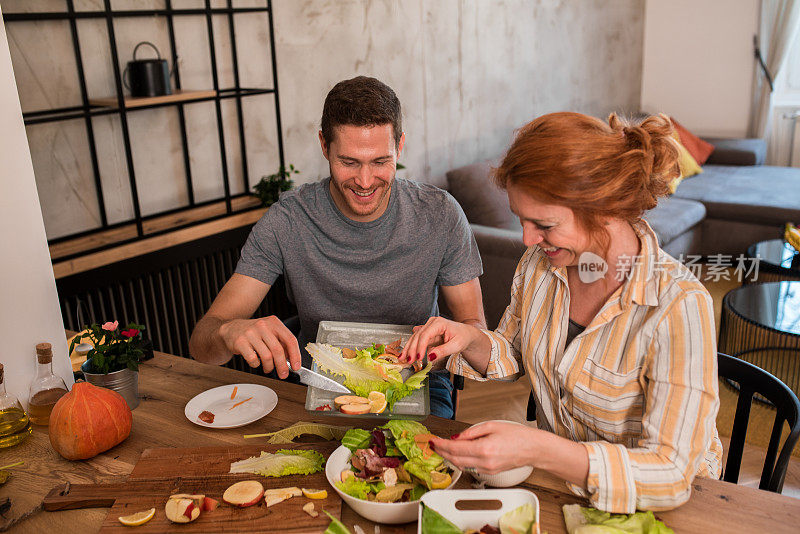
<box><xmin>429</xmin><ymin>352</ymin><xmax>437</xmax><ymax>361</ymax></box>
<box><xmin>450</xmin><ymin>433</ymin><xmax>460</xmax><ymax>439</ymax></box>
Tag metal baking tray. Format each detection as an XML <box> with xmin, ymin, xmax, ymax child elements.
<box><xmin>304</xmin><ymin>321</ymin><xmax>430</xmax><ymax>421</ymax></box>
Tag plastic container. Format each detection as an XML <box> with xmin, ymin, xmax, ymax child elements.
<box><xmin>418</xmin><ymin>488</ymin><xmax>540</xmax><ymax>533</ymax></box>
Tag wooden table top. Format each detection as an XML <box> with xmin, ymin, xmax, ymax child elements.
<box><xmin>3</xmin><ymin>352</ymin><xmax>800</xmax><ymax>533</ymax></box>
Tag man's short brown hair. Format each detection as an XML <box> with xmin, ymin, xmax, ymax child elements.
<box><xmin>321</xmin><ymin>76</ymin><xmax>402</xmax><ymax>148</ymax></box>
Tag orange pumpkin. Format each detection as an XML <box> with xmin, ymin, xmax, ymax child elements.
<box><xmin>49</xmin><ymin>382</ymin><xmax>132</xmax><ymax>460</ymax></box>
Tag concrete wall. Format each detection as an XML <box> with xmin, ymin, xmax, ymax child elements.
<box><xmin>5</xmin><ymin>0</ymin><xmax>645</xmax><ymax>240</ymax></box>
<box><xmin>641</xmin><ymin>0</ymin><xmax>759</xmax><ymax>137</ymax></box>
<box><xmin>0</xmin><ymin>5</ymin><xmax>74</xmax><ymax>406</ymax></box>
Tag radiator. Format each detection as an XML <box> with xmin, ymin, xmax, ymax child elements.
<box><xmin>57</xmin><ymin>225</ymin><xmax>297</xmax><ymax>376</ymax></box>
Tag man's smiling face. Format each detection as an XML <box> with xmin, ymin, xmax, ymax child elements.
<box><xmin>320</xmin><ymin>123</ymin><xmax>404</xmax><ymax>222</ymax></box>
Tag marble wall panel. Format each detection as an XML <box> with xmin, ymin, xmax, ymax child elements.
<box><xmin>5</xmin><ymin>0</ymin><xmax>645</xmax><ymax>240</ymax></box>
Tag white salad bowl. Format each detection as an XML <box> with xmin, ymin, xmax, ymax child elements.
<box><xmin>325</xmin><ymin>445</ymin><xmax>462</xmax><ymax>524</ymax></box>
<box><xmin>465</xmin><ymin>420</ymin><xmax>534</xmax><ymax>487</ymax></box>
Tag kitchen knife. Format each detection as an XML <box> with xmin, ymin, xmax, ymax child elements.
<box><xmin>292</xmin><ymin>367</ymin><xmax>351</xmax><ymax>393</ymax></box>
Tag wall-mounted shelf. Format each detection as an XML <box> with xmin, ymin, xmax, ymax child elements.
<box><xmin>89</xmin><ymin>89</ymin><xmax>218</xmax><ymax>109</ymax></box>
<box><xmin>3</xmin><ymin>0</ymin><xmax>285</xmax><ymax>259</ymax></box>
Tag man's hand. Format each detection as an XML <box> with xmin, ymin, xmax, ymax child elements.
<box><xmin>218</xmin><ymin>316</ymin><xmax>301</xmax><ymax>378</ymax></box>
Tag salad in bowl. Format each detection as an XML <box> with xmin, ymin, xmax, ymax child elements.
<box><xmin>325</xmin><ymin>420</ymin><xmax>461</xmax><ymax>523</ymax></box>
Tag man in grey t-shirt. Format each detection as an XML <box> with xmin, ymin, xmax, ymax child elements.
<box><xmin>189</xmin><ymin>76</ymin><xmax>484</xmax><ymax>418</ymax></box>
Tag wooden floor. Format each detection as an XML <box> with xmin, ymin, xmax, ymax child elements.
<box><xmin>456</xmin><ymin>266</ymin><xmax>800</xmax><ymax>499</ymax></box>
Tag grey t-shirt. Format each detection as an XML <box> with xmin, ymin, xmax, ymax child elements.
<box><xmin>235</xmin><ymin>177</ymin><xmax>483</xmax><ymax>365</ymax></box>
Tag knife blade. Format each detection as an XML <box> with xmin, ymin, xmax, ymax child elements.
<box><xmin>293</xmin><ymin>367</ymin><xmax>351</xmax><ymax>393</ymax></box>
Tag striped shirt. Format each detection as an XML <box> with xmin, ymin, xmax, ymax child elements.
<box><xmin>447</xmin><ymin>222</ymin><xmax>723</xmax><ymax>513</ymax></box>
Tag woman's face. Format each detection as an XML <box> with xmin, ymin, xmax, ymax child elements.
<box><xmin>507</xmin><ymin>183</ymin><xmax>594</xmax><ymax>268</ymax></box>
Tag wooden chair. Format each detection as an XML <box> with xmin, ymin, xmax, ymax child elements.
<box><xmin>718</xmin><ymin>352</ymin><xmax>800</xmax><ymax>493</ymax></box>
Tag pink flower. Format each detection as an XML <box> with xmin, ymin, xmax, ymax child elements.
<box><xmin>121</xmin><ymin>328</ymin><xmax>140</xmax><ymax>338</ymax></box>
<box><xmin>102</xmin><ymin>321</ymin><xmax>119</xmax><ymax>331</ymax></box>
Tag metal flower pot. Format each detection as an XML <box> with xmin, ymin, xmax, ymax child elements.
<box><xmin>80</xmin><ymin>361</ymin><xmax>139</xmax><ymax>410</ymax></box>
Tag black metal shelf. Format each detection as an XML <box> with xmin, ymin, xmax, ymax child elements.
<box><xmin>2</xmin><ymin>6</ymin><xmax>270</xmax><ymax>22</ymax></box>
<box><xmin>3</xmin><ymin>0</ymin><xmax>284</xmax><ymax>254</ymax></box>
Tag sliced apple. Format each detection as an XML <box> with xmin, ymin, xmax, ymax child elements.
<box><xmin>340</xmin><ymin>403</ymin><xmax>371</xmax><ymax>415</ymax></box>
<box><xmin>264</xmin><ymin>487</ymin><xmax>302</xmax><ymax>498</ymax></box>
<box><xmin>169</xmin><ymin>493</ymin><xmax>205</xmax><ymax>508</ymax></box>
<box><xmin>165</xmin><ymin>497</ymin><xmax>200</xmax><ymax>523</ymax></box>
<box><xmin>223</xmin><ymin>480</ymin><xmax>264</xmax><ymax>507</ymax></box>
<box><xmin>302</xmin><ymin>502</ymin><xmax>319</xmax><ymax>517</ymax></box>
<box><xmin>201</xmin><ymin>496</ymin><xmax>219</xmax><ymax>512</ymax></box>
<box><xmin>334</xmin><ymin>395</ymin><xmax>369</xmax><ymax>409</ymax></box>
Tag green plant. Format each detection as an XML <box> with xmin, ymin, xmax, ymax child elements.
<box><xmin>69</xmin><ymin>321</ymin><xmax>147</xmax><ymax>374</ymax></box>
<box><xmin>253</xmin><ymin>164</ymin><xmax>299</xmax><ymax>207</ymax></box>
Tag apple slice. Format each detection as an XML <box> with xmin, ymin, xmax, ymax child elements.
<box><xmin>201</xmin><ymin>496</ymin><xmax>219</xmax><ymax>512</ymax></box>
<box><xmin>165</xmin><ymin>497</ymin><xmax>200</xmax><ymax>523</ymax></box>
<box><xmin>223</xmin><ymin>480</ymin><xmax>264</xmax><ymax>507</ymax></box>
<box><xmin>169</xmin><ymin>493</ymin><xmax>205</xmax><ymax>508</ymax></box>
<box><xmin>334</xmin><ymin>395</ymin><xmax>369</xmax><ymax>409</ymax></box>
<box><xmin>340</xmin><ymin>403</ymin><xmax>371</xmax><ymax>415</ymax></box>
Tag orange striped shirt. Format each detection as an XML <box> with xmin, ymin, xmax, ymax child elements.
<box><xmin>447</xmin><ymin>222</ymin><xmax>723</xmax><ymax>513</ymax></box>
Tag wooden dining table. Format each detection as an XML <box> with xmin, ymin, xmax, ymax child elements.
<box><xmin>4</xmin><ymin>350</ymin><xmax>800</xmax><ymax>533</ymax></box>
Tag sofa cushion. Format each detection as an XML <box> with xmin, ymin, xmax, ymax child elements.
<box><xmin>703</xmin><ymin>138</ymin><xmax>767</xmax><ymax>166</ymax></box>
<box><xmin>644</xmin><ymin>197</ymin><xmax>706</xmax><ymax>246</ymax></box>
<box><xmin>672</xmin><ymin>164</ymin><xmax>800</xmax><ymax>226</ymax></box>
<box><xmin>671</xmin><ymin>118</ymin><xmax>715</xmax><ymax>164</ymax></box>
<box><xmin>446</xmin><ymin>160</ymin><xmax>521</xmax><ymax>231</ymax></box>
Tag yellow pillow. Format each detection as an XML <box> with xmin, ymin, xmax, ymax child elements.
<box><xmin>669</xmin><ymin>131</ymin><xmax>703</xmax><ymax>193</ymax></box>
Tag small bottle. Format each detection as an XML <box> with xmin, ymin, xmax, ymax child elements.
<box><xmin>0</xmin><ymin>363</ymin><xmax>32</xmax><ymax>448</ymax></box>
<box><xmin>27</xmin><ymin>343</ymin><xmax>69</xmax><ymax>426</ymax></box>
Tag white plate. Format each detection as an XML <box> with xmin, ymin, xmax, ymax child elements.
<box><xmin>184</xmin><ymin>383</ymin><xmax>278</xmax><ymax>429</ymax></box>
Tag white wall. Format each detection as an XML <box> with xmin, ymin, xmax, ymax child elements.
<box><xmin>641</xmin><ymin>0</ymin><xmax>759</xmax><ymax>137</ymax></box>
<box><xmin>0</xmin><ymin>7</ymin><xmax>74</xmax><ymax>405</ymax></box>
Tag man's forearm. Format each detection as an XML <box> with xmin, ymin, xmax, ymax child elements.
<box><xmin>189</xmin><ymin>315</ymin><xmax>232</xmax><ymax>365</ymax></box>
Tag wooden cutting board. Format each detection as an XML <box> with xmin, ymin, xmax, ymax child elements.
<box><xmin>43</xmin><ymin>442</ymin><xmax>342</xmax><ymax>533</ymax></box>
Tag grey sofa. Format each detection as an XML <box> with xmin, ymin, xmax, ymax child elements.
<box><xmin>446</xmin><ymin>138</ymin><xmax>800</xmax><ymax>328</ymax></box>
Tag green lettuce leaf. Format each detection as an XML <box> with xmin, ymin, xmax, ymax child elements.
<box><xmin>420</xmin><ymin>503</ymin><xmax>462</xmax><ymax>534</ymax></box>
<box><xmin>341</xmin><ymin>428</ymin><xmax>372</xmax><ymax>452</ymax></box>
<box><xmin>409</xmin><ymin>483</ymin><xmax>427</xmax><ymax>501</ymax></box>
<box><xmin>382</xmin><ymin>420</ymin><xmax>431</xmax><ymax>440</ymax></box>
<box><xmin>306</xmin><ymin>343</ymin><xmax>403</xmax><ymax>396</ymax></box>
<box><xmin>385</xmin><ymin>363</ymin><xmax>432</xmax><ymax>408</ymax></box>
<box><xmin>562</xmin><ymin>504</ymin><xmax>674</xmax><ymax>534</ymax></box>
<box><xmin>499</xmin><ymin>503</ymin><xmax>537</xmax><ymax>534</ymax></box>
<box><xmin>323</xmin><ymin>510</ymin><xmax>352</xmax><ymax>534</ymax></box>
<box><xmin>404</xmin><ymin>457</ymin><xmax>444</xmax><ymax>489</ymax></box>
<box><xmin>228</xmin><ymin>449</ymin><xmax>325</xmax><ymax>477</ymax></box>
<box><xmin>336</xmin><ymin>476</ymin><xmax>372</xmax><ymax>500</ymax></box>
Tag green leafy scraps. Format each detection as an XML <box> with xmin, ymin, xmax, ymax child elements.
<box><xmin>229</xmin><ymin>449</ymin><xmax>325</xmax><ymax>477</ymax></box>
<box><xmin>243</xmin><ymin>422</ymin><xmax>351</xmax><ymax>443</ymax></box>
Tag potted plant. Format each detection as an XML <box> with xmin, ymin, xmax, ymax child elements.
<box><xmin>253</xmin><ymin>164</ymin><xmax>299</xmax><ymax>207</ymax></box>
<box><xmin>69</xmin><ymin>321</ymin><xmax>149</xmax><ymax>410</ymax></box>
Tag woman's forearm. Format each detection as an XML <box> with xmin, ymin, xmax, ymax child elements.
<box><xmin>530</xmin><ymin>430</ymin><xmax>589</xmax><ymax>489</ymax></box>
<box><xmin>457</xmin><ymin>328</ymin><xmax>494</xmax><ymax>375</ymax></box>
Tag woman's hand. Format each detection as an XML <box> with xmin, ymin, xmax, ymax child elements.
<box><xmin>398</xmin><ymin>316</ymin><xmax>486</xmax><ymax>367</ymax></box>
<box><xmin>429</xmin><ymin>421</ymin><xmax>537</xmax><ymax>474</ymax></box>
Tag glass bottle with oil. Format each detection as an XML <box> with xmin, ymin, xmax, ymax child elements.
<box><xmin>0</xmin><ymin>363</ymin><xmax>32</xmax><ymax>448</ymax></box>
<box><xmin>27</xmin><ymin>343</ymin><xmax>68</xmax><ymax>425</ymax></box>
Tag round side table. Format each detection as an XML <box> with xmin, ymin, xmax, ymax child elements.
<box><xmin>746</xmin><ymin>239</ymin><xmax>800</xmax><ymax>283</ymax></box>
<box><xmin>718</xmin><ymin>281</ymin><xmax>800</xmax><ymax>396</ymax></box>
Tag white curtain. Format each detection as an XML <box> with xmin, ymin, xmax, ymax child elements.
<box><xmin>748</xmin><ymin>0</ymin><xmax>800</xmax><ymax>138</ymax></box>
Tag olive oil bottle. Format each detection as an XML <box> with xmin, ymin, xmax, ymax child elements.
<box><xmin>0</xmin><ymin>363</ymin><xmax>32</xmax><ymax>448</ymax></box>
<box><xmin>27</xmin><ymin>343</ymin><xmax>68</xmax><ymax>425</ymax></box>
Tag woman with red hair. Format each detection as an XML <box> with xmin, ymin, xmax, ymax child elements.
<box><xmin>400</xmin><ymin>112</ymin><xmax>722</xmax><ymax>513</ymax></box>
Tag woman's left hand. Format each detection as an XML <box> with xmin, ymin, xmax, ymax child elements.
<box><xmin>430</xmin><ymin>421</ymin><xmax>537</xmax><ymax>474</ymax></box>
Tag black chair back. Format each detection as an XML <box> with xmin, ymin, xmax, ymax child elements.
<box><xmin>719</xmin><ymin>352</ymin><xmax>800</xmax><ymax>493</ymax></box>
